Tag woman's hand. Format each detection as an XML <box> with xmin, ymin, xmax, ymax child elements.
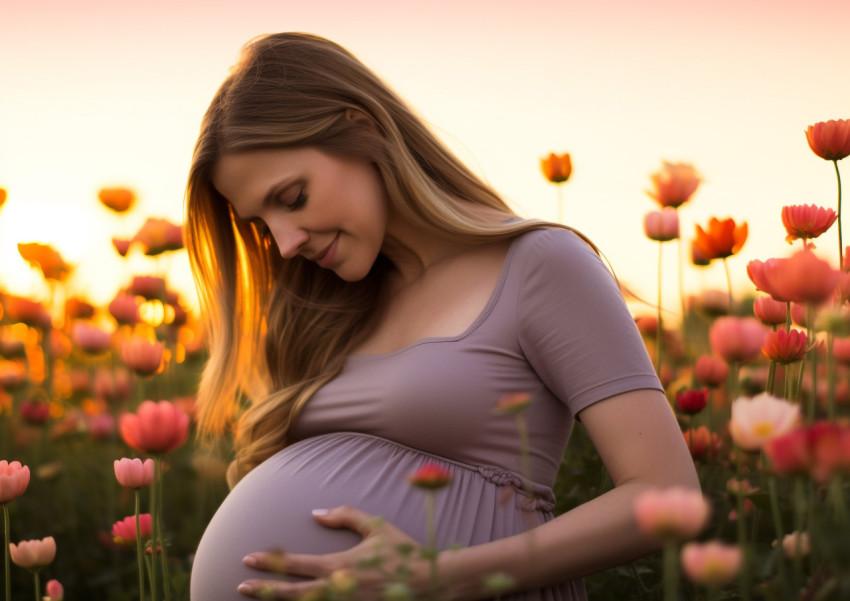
<box><xmin>237</xmin><ymin>506</ymin><xmax>428</xmax><ymax>600</ymax></box>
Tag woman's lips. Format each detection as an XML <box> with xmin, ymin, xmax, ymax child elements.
<box><xmin>313</xmin><ymin>233</ymin><xmax>339</xmax><ymax>268</ymax></box>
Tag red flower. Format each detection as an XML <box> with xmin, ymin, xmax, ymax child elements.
<box><xmin>539</xmin><ymin>153</ymin><xmax>572</xmax><ymax>184</ymax></box>
<box><xmin>761</xmin><ymin>329</ymin><xmax>809</xmax><ymax>364</ymax></box>
<box><xmin>120</xmin><ymin>400</ymin><xmax>190</xmax><ymax>454</ymax></box>
<box><xmin>747</xmin><ymin>250</ymin><xmax>839</xmax><ymax>305</ymax></box>
<box><xmin>781</xmin><ymin>204</ymin><xmax>837</xmax><ymax>245</ymax></box>
<box><xmin>805</xmin><ymin>119</ymin><xmax>850</xmax><ymax>161</ymax></box>
<box><xmin>675</xmin><ymin>389</ymin><xmax>708</xmax><ymax>415</ymax></box>
<box><xmin>19</xmin><ymin>400</ymin><xmax>50</xmax><ymax>424</ymax></box>
<box><xmin>693</xmin><ymin>218</ymin><xmax>747</xmax><ymax>262</ymax></box>
<box><xmin>833</xmin><ymin>337</ymin><xmax>850</xmax><ymax>366</ymax></box>
<box><xmin>752</xmin><ymin>296</ymin><xmax>787</xmax><ymax>325</ymax></box>
<box><xmin>807</xmin><ymin>421</ymin><xmax>850</xmax><ymax>483</ymax></box>
<box><xmin>709</xmin><ymin>317</ymin><xmax>766</xmax><ymax>364</ymax></box>
<box><xmin>408</xmin><ymin>462</ymin><xmax>452</xmax><ymax>490</ymax></box>
<box><xmin>112</xmin><ymin>514</ymin><xmax>152</xmax><ymax>545</ymax></box>
<box><xmin>646</xmin><ymin>161</ymin><xmax>701</xmax><ymax>209</ymax></box>
<box><xmin>643</xmin><ymin>208</ymin><xmax>680</xmax><ymax>242</ymax></box>
<box><xmin>694</xmin><ymin>355</ymin><xmax>728</xmax><ymax>388</ymax></box>
<box><xmin>683</xmin><ymin>427</ymin><xmax>718</xmax><ymax>460</ymax></box>
<box><xmin>764</xmin><ymin>427</ymin><xmax>812</xmax><ymax>477</ymax></box>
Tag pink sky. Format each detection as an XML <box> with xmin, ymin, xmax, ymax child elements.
<box><xmin>1</xmin><ymin>0</ymin><xmax>849</xmax><ymax>318</ymax></box>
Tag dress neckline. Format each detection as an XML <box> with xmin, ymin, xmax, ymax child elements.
<box><xmin>346</xmin><ymin>234</ymin><xmax>522</xmax><ymax>361</ymax></box>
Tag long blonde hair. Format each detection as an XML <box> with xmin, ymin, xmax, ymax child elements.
<box><xmin>185</xmin><ymin>33</ymin><xmax>569</xmax><ymax>486</ymax></box>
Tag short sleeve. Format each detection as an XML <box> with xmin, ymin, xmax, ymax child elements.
<box><xmin>516</xmin><ymin>228</ymin><xmax>662</xmax><ymax>417</ymax></box>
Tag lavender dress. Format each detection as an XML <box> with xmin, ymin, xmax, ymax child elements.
<box><xmin>190</xmin><ymin>228</ymin><xmax>662</xmax><ymax>601</ymax></box>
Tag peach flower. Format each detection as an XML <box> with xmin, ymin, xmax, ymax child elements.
<box><xmin>782</xmin><ymin>204</ymin><xmax>837</xmax><ymax>245</ymax></box>
<box><xmin>108</xmin><ymin>292</ymin><xmax>141</xmax><ymax>325</ymax></box>
<box><xmin>805</xmin><ymin>119</ymin><xmax>850</xmax><ymax>161</ymax></box>
<box><xmin>646</xmin><ymin>161</ymin><xmax>701</xmax><ymax>208</ymax></box>
<box><xmin>729</xmin><ymin>394</ymin><xmax>801</xmax><ymax>452</ymax></box>
<box><xmin>752</xmin><ymin>296</ymin><xmax>787</xmax><ymax>326</ymax></box>
<box><xmin>114</xmin><ymin>458</ymin><xmax>155</xmax><ymax>489</ymax></box>
<box><xmin>681</xmin><ymin>541</ymin><xmax>742</xmax><ymax>586</ymax></box>
<box><xmin>781</xmin><ymin>531</ymin><xmax>811</xmax><ymax>559</ymax></box>
<box><xmin>98</xmin><ymin>187</ymin><xmax>136</xmax><ymax>213</ymax></box>
<box><xmin>643</xmin><ymin>208</ymin><xmax>679</xmax><ymax>242</ymax></box>
<box><xmin>493</xmin><ymin>392</ymin><xmax>533</xmax><ymax>415</ymax></box>
<box><xmin>693</xmin><ymin>217</ymin><xmax>747</xmax><ymax>262</ymax></box>
<box><xmin>120</xmin><ymin>400</ymin><xmax>190</xmax><ymax>454</ymax></box>
<box><xmin>747</xmin><ymin>250</ymin><xmax>839</xmax><ymax>305</ymax></box>
<box><xmin>761</xmin><ymin>328</ymin><xmax>809</xmax><ymax>364</ymax></box>
<box><xmin>709</xmin><ymin>317</ymin><xmax>766</xmax><ymax>364</ymax></box>
<box><xmin>633</xmin><ymin>486</ymin><xmax>711</xmax><ymax>542</ymax></box>
<box><xmin>539</xmin><ymin>153</ymin><xmax>572</xmax><ymax>183</ymax></box>
<box><xmin>0</xmin><ymin>460</ymin><xmax>30</xmax><ymax>503</ymax></box>
<box><xmin>121</xmin><ymin>337</ymin><xmax>164</xmax><ymax>376</ymax></box>
<box><xmin>694</xmin><ymin>355</ymin><xmax>729</xmax><ymax>388</ymax></box>
<box><xmin>9</xmin><ymin>536</ymin><xmax>56</xmax><ymax>569</ymax></box>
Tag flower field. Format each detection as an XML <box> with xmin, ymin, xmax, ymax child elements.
<box><xmin>1</xmin><ymin>119</ymin><xmax>850</xmax><ymax>600</ymax></box>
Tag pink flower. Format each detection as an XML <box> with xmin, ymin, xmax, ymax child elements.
<box><xmin>752</xmin><ymin>296</ymin><xmax>787</xmax><ymax>326</ymax></box>
<box><xmin>493</xmin><ymin>392</ymin><xmax>533</xmax><ymax>415</ymax></box>
<box><xmin>93</xmin><ymin>367</ymin><xmax>132</xmax><ymax>403</ymax></box>
<box><xmin>729</xmin><ymin>394</ymin><xmax>801</xmax><ymax>452</ymax></box>
<box><xmin>128</xmin><ymin>275</ymin><xmax>167</xmax><ymax>300</ymax></box>
<box><xmin>45</xmin><ymin>579</ymin><xmax>64</xmax><ymax>601</ymax></box>
<box><xmin>408</xmin><ymin>463</ymin><xmax>453</xmax><ymax>490</ymax></box>
<box><xmin>806</xmin><ymin>119</ymin><xmax>850</xmax><ymax>161</ymax></box>
<box><xmin>747</xmin><ymin>250</ymin><xmax>839</xmax><ymax>305</ymax></box>
<box><xmin>633</xmin><ymin>486</ymin><xmax>711</xmax><ymax>542</ymax></box>
<box><xmin>111</xmin><ymin>237</ymin><xmax>133</xmax><ymax>257</ymax></box>
<box><xmin>807</xmin><ymin>421</ymin><xmax>850</xmax><ymax>483</ymax></box>
<box><xmin>694</xmin><ymin>355</ymin><xmax>729</xmax><ymax>389</ymax></box>
<box><xmin>0</xmin><ymin>460</ymin><xmax>30</xmax><ymax>503</ymax></box>
<box><xmin>833</xmin><ymin>337</ymin><xmax>850</xmax><ymax>365</ymax></box>
<box><xmin>120</xmin><ymin>400</ymin><xmax>190</xmax><ymax>454</ymax></box>
<box><xmin>643</xmin><ymin>208</ymin><xmax>680</xmax><ymax>242</ymax></box>
<box><xmin>108</xmin><ymin>292</ymin><xmax>141</xmax><ymax>325</ymax></box>
<box><xmin>71</xmin><ymin>322</ymin><xmax>112</xmax><ymax>354</ymax></box>
<box><xmin>112</xmin><ymin>514</ymin><xmax>152</xmax><ymax>545</ymax></box>
<box><xmin>646</xmin><ymin>161</ymin><xmax>701</xmax><ymax>208</ymax></box>
<box><xmin>675</xmin><ymin>389</ymin><xmax>708</xmax><ymax>415</ymax></box>
<box><xmin>782</xmin><ymin>204</ymin><xmax>837</xmax><ymax>245</ymax></box>
<box><xmin>681</xmin><ymin>541</ymin><xmax>742</xmax><ymax>586</ymax></box>
<box><xmin>133</xmin><ymin>217</ymin><xmax>184</xmax><ymax>256</ymax></box>
<box><xmin>781</xmin><ymin>531</ymin><xmax>811</xmax><ymax>559</ymax></box>
<box><xmin>114</xmin><ymin>457</ymin><xmax>155</xmax><ymax>488</ymax></box>
<box><xmin>121</xmin><ymin>336</ymin><xmax>164</xmax><ymax>376</ymax></box>
<box><xmin>761</xmin><ymin>328</ymin><xmax>809</xmax><ymax>364</ymax></box>
<box><xmin>9</xmin><ymin>536</ymin><xmax>56</xmax><ymax>569</ymax></box>
<box><xmin>709</xmin><ymin>317</ymin><xmax>766</xmax><ymax>364</ymax></box>
<box><xmin>764</xmin><ymin>427</ymin><xmax>812</xmax><ymax>477</ymax></box>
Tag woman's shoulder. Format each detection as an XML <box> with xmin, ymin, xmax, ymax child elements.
<box><xmin>508</xmin><ymin>225</ymin><xmax>600</xmax><ymax>266</ymax></box>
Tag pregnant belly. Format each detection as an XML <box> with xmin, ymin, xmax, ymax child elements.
<box><xmin>190</xmin><ymin>432</ymin><xmax>548</xmax><ymax>601</ymax></box>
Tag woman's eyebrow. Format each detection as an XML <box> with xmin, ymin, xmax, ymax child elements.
<box><xmin>260</xmin><ymin>177</ymin><xmax>298</xmax><ymax>210</ymax></box>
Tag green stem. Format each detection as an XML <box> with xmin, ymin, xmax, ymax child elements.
<box><xmin>735</xmin><ymin>455</ymin><xmax>751</xmax><ymax>601</ymax></box>
<box><xmin>827</xmin><ymin>333</ymin><xmax>836</xmax><ymax>419</ymax></box>
<box><xmin>556</xmin><ymin>184</ymin><xmax>564</xmax><ymax>224</ymax></box>
<box><xmin>766</xmin><ymin>360</ymin><xmax>777</xmax><ymax>396</ymax></box>
<box><xmin>662</xmin><ymin>543</ymin><xmax>678</xmax><ymax>601</ymax></box>
<box><xmin>150</xmin><ymin>459</ymin><xmax>159</xmax><ymax>601</ymax></box>
<box><xmin>723</xmin><ymin>257</ymin><xmax>734</xmax><ymax>314</ymax></box>
<box><xmin>135</xmin><ymin>489</ymin><xmax>146</xmax><ymax>601</ymax></box>
<box><xmin>729</xmin><ymin>362</ymin><xmax>740</xmax><ymax>402</ymax></box>
<box><xmin>32</xmin><ymin>570</ymin><xmax>39</xmax><ymax>601</ymax></box>
<box><xmin>425</xmin><ymin>492</ymin><xmax>437</xmax><ymax>601</ymax></box>
<box><xmin>657</xmin><ymin>241</ymin><xmax>663</xmax><ymax>375</ymax></box>
<box><xmin>677</xmin><ymin>235</ymin><xmax>686</xmax><ymax>333</ymax></box>
<box><xmin>835</xmin><ymin>160</ymin><xmax>843</xmax><ymax>272</ymax></box>
<box><xmin>829</xmin><ymin>476</ymin><xmax>847</xmax><ymax>526</ymax></box>
<box><xmin>3</xmin><ymin>504</ymin><xmax>10</xmax><ymax>601</ymax></box>
<box><xmin>154</xmin><ymin>456</ymin><xmax>171</xmax><ymax>601</ymax></box>
<box><xmin>792</xmin><ymin>478</ymin><xmax>806</xmax><ymax>590</ymax></box>
<box><xmin>767</xmin><ymin>474</ymin><xmax>787</xmax><ymax>587</ymax></box>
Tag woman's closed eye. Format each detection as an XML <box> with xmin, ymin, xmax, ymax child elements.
<box><xmin>278</xmin><ymin>188</ymin><xmax>307</xmax><ymax>211</ymax></box>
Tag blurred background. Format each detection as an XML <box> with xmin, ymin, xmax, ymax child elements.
<box><xmin>1</xmin><ymin>0</ymin><xmax>848</xmax><ymax>317</ymax></box>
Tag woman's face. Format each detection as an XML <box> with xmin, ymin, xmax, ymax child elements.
<box><xmin>213</xmin><ymin>147</ymin><xmax>389</xmax><ymax>282</ymax></box>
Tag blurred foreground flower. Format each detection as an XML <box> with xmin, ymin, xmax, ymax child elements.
<box><xmin>646</xmin><ymin>161</ymin><xmax>701</xmax><ymax>209</ymax></box>
<box><xmin>493</xmin><ymin>392</ymin><xmax>532</xmax><ymax>415</ymax></box>
<box><xmin>643</xmin><ymin>208</ymin><xmax>679</xmax><ymax>242</ymax></box>
<box><xmin>693</xmin><ymin>217</ymin><xmax>747</xmax><ymax>262</ymax></box>
<box><xmin>98</xmin><ymin>187</ymin><xmax>136</xmax><ymax>213</ymax></box>
<box><xmin>694</xmin><ymin>355</ymin><xmax>728</xmax><ymax>389</ymax></box>
<box><xmin>634</xmin><ymin>486</ymin><xmax>710</xmax><ymax>543</ymax></box>
<box><xmin>17</xmin><ymin>243</ymin><xmax>71</xmax><ymax>281</ymax></box>
<box><xmin>70</xmin><ymin>322</ymin><xmax>111</xmax><ymax>355</ymax></box>
<box><xmin>408</xmin><ymin>463</ymin><xmax>453</xmax><ymax>490</ymax></box>
<box><xmin>121</xmin><ymin>336</ymin><xmax>164</xmax><ymax>376</ymax></box>
<box><xmin>112</xmin><ymin>514</ymin><xmax>152</xmax><ymax>545</ymax></box>
<box><xmin>752</xmin><ymin>296</ymin><xmax>787</xmax><ymax>326</ymax></box>
<box><xmin>729</xmin><ymin>393</ymin><xmax>800</xmax><ymax>452</ymax></box>
<box><xmin>0</xmin><ymin>461</ymin><xmax>29</xmax><ymax>503</ymax></box>
<box><xmin>120</xmin><ymin>400</ymin><xmax>190</xmax><ymax>454</ymax></box>
<box><xmin>114</xmin><ymin>458</ymin><xmax>154</xmax><ymax>489</ymax></box>
<box><xmin>761</xmin><ymin>328</ymin><xmax>809</xmax><ymax>364</ymax></box>
<box><xmin>806</xmin><ymin>119</ymin><xmax>850</xmax><ymax>161</ymax></box>
<box><xmin>675</xmin><ymin>389</ymin><xmax>708</xmax><ymax>415</ymax></box>
<box><xmin>781</xmin><ymin>531</ymin><xmax>811</xmax><ymax>559</ymax></box>
<box><xmin>45</xmin><ymin>579</ymin><xmax>63</xmax><ymax>601</ymax></box>
<box><xmin>709</xmin><ymin>317</ymin><xmax>766</xmax><ymax>364</ymax></box>
<box><xmin>9</xmin><ymin>537</ymin><xmax>55</xmax><ymax>569</ymax></box>
<box><xmin>133</xmin><ymin>217</ymin><xmax>184</xmax><ymax>256</ymax></box>
<box><xmin>781</xmin><ymin>204</ymin><xmax>837</xmax><ymax>246</ymax></box>
<box><xmin>680</xmin><ymin>541</ymin><xmax>741</xmax><ymax>586</ymax></box>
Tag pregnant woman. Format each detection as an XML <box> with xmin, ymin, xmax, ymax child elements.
<box><xmin>185</xmin><ymin>33</ymin><xmax>698</xmax><ymax>601</ymax></box>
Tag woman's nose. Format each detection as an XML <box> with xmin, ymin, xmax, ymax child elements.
<box><xmin>271</xmin><ymin>226</ymin><xmax>310</xmax><ymax>259</ymax></box>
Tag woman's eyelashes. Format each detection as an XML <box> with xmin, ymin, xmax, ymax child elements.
<box><xmin>284</xmin><ymin>188</ymin><xmax>307</xmax><ymax>210</ymax></box>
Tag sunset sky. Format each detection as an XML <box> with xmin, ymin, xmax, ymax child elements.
<box><xmin>1</xmin><ymin>0</ymin><xmax>849</xmax><ymax>320</ymax></box>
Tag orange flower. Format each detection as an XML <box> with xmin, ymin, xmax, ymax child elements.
<box><xmin>111</xmin><ymin>237</ymin><xmax>133</xmax><ymax>257</ymax></box>
<box><xmin>781</xmin><ymin>204</ymin><xmax>837</xmax><ymax>245</ymax></box>
<box><xmin>2</xmin><ymin>296</ymin><xmax>51</xmax><ymax>328</ymax></box>
<box><xmin>98</xmin><ymin>187</ymin><xmax>136</xmax><ymax>213</ymax></box>
<box><xmin>805</xmin><ymin>119</ymin><xmax>850</xmax><ymax>161</ymax></box>
<box><xmin>65</xmin><ymin>297</ymin><xmax>95</xmax><ymax>320</ymax></box>
<box><xmin>646</xmin><ymin>161</ymin><xmax>701</xmax><ymax>208</ymax></box>
<box><xmin>693</xmin><ymin>218</ymin><xmax>747</xmax><ymax>261</ymax></box>
<box><xmin>17</xmin><ymin>242</ymin><xmax>72</xmax><ymax>281</ymax></box>
<box><xmin>539</xmin><ymin>153</ymin><xmax>572</xmax><ymax>184</ymax></box>
<box><xmin>0</xmin><ymin>187</ymin><xmax>6</xmax><ymax>211</ymax></box>
<box><xmin>761</xmin><ymin>328</ymin><xmax>809</xmax><ymax>364</ymax></box>
<box><xmin>493</xmin><ymin>392</ymin><xmax>533</xmax><ymax>415</ymax></box>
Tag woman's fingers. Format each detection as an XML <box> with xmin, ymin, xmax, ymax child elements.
<box><xmin>237</xmin><ymin>577</ymin><xmax>324</xmax><ymax>599</ymax></box>
<box><xmin>311</xmin><ymin>506</ymin><xmax>385</xmax><ymax>537</ymax></box>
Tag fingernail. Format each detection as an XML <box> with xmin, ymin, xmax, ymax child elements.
<box><xmin>312</xmin><ymin>508</ymin><xmax>329</xmax><ymax>516</ymax></box>
<box><xmin>243</xmin><ymin>555</ymin><xmax>258</xmax><ymax>567</ymax></box>
<box><xmin>237</xmin><ymin>583</ymin><xmax>254</xmax><ymax>595</ymax></box>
